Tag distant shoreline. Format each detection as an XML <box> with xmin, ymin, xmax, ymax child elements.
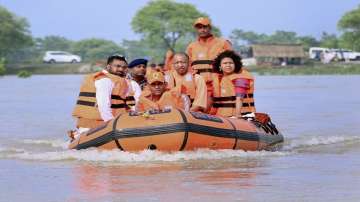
<box><xmin>4</xmin><ymin>62</ymin><xmax>360</xmax><ymax>75</ymax></box>
<box><xmin>251</xmin><ymin>63</ymin><xmax>360</xmax><ymax>75</ymax></box>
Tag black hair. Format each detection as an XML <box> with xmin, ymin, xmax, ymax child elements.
<box><xmin>213</xmin><ymin>50</ymin><xmax>243</xmax><ymax>74</ymax></box>
<box><xmin>107</xmin><ymin>54</ymin><xmax>127</xmax><ymax>65</ymax></box>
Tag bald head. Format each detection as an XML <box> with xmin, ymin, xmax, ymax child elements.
<box><xmin>173</xmin><ymin>52</ymin><xmax>190</xmax><ymax>75</ymax></box>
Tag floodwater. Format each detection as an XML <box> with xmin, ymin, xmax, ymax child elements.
<box><xmin>0</xmin><ymin>75</ymin><xmax>359</xmax><ymax>202</ymax></box>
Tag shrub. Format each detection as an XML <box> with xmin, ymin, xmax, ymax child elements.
<box><xmin>0</xmin><ymin>58</ymin><xmax>6</xmax><ymax>76</ymax></box>
<box><xmin>17</xmin><ymin>70</ymin><xmax>32</xmax><ymax>78</ymax></box>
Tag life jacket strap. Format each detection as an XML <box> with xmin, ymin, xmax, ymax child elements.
<box><xmin>212</xmin><ymin>102</ymin><xmax>255</xmax><ymax>108</ymax></box>
<box><xmin>191</xmin><ymin>60</ymin><xmax>213</xmax><ymax>66</ymax></box>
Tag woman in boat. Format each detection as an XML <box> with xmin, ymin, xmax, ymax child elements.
<box><xmin>211</xmin><ymin>50</ymin><xmax>256</xmax><ymax>118</ymax></box>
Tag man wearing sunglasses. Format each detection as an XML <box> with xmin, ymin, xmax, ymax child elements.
<box><xmin>71</xmin><ymin>55</ymin><xmax>141</xmax><ymax>139</ymax></box>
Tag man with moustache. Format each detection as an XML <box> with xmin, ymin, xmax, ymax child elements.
<box><xmin>70</xmin><ymin>55</ymin><xmax>141</xmax><ymax>139</ymax></box>
<box><xmin>128</xmin><ymin>58</ymin><xmax>148</xmax><ymax>90</ymax></box>
<box><xmin>186</xmin><ymin>17</ymin><xmax>232</xmax><ymax>78</ymax></box>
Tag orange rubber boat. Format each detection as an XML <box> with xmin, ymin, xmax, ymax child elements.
<box><xmin>68</xmin><ymin>109</ymin><xmax>283</xmax><ymax>151</ymax></box>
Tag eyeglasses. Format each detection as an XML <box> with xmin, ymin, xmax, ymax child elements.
<box><xmin>195</xmin><ymin>24</ymin><xmax>210</xmax><ymax>29</ymax></box>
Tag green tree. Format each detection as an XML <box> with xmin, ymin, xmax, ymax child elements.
<box><xmin>297</xmin><ymin>36</ymin><xmax>319</xmax><ymax>51</ymax></box>
<box><xmin>319</xmin><ymin>32</ymin><xmax>339</xmax><ymax>48</ymax></box>
<box><xmin>230</xmin><ymin>29</ymin><xmax>319</xmax><ymax>53</ymax></box>
<box><xmin>338</xmin><ymin>5</ymin><xmax>360</xmax><ymax>51</ymax></box>
<box><xmin>8</xmin><ymin>36</ymin><xmax>75</xmax><ymax>63</ymax></box>
<box><xmin>231</xmin><ymin>29</ymin><xmax>303</xmax><ymax>45</ymax></box>
<box><xmin>230</xmin><ymin>29</ymin><xmax>267</xmax><ymax>45</ymax></box>
<box><xmin>36</xmin><ymin>36</ymin><xmax>73</xmax><ymax>52</ymax></box>
<box><xmin>72</xmin><ymin>38</ymin><xmax>124</xmax><ymax>62</ymax></box>
<box><xmin>0</xmin><ymin>6</ymin><xmax>33</xmax><ymax>59</ymax></box>
<box><xmin>0</xmin><ymin>58</ymin><xmax>6</xmax><ymax>75</ymax></box>
<box><xmin>268</xmin><ymin>31</ymin><xmax>298</xmax><ymax>44</ymax></box>
<box><xmin>131</xmin><ymin>0</ymin><xmax>220</xmax><ymax>60</ymax></box>
<box><xmin>122</xmin><ymin>39</ymin><xmax>154</xmax><ymax>61</ymax></box>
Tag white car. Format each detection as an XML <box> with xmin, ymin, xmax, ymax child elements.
<box><xmin>309</xmin><ymin>47</ymin><xmax>329</xmax><ymax>60</ymax></box>
<box><xmin>333</xmin><ymin>49</ymin><xmax>360</xmax><ymax>61</ymax></box>
<box><xmin>43</xmin><ymin>51</ymin><xmax>81</xmax><ymax>63</ymax></box>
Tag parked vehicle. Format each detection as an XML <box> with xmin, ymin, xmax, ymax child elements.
<box><xmin>309</xmin><ymin>47</ymin><xmax>329</xmax><ymax>60</ymax></box>
<box><xmin>333</xmin><ymin>49</ymin><xmax>360</xmax><ymax>61</ymax></box>
<box><xmin>309</xmin><ymin>47</ymin><xmax>360</xmax><ymax>61</ymax></box>
<box><xmin>43</xmin><ymin>51</ymin><xmax>81</xmax><ymax>63</ymax></box>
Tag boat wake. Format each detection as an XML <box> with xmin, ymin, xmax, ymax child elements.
<box><xmin>0</xmin><ymin>135</ymin><xmax>358</xmax><ymax>162</ymax></box>
<box><xmin>22</xmin><ymin>139</ymin><xmax>69</xmax><ymax>149</ymax></box>
<box><xmin>282</xmin><ymin>135</ymin><xmax>360</xmax><ymax>151</ymax></box>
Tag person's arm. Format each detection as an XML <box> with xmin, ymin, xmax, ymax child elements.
<box><xmin>164</xmin><ymin>72</ymin><xmax>175</xmax><ymax>90</ymax></box>
<box><xmin>224</xmin><ymin>39</ymin><xmax>233</xmax><ymax>51</ymax></box>
<box><xmin>186</xmin><ymin>44</ymin><xmax>194</xmax><ymax>68</ymax></box>
<box><xmin>180</xmin><ymin>94</ymin><xmax>191</xmax><ymax>112</ymax></box>
<box><xmin>94</xmin><ymin>78</ymin><xmax>114</xmax><ymax>122</ymax></box>
<box><xmin>130</xmin><ymin>80</ymin><xmax>142</xmax><ymax>111</ymax></box>
<box><xmin>233</xmin><ymin>78</ymin><xmax>250</xmax><ymax>118</ymax></box>
<box><xmin>190</xmin><ymin>75</ymin><xmax>207</xmax><ymax>112</ymax></box>
<box><xmin>164</xmin><ymin>50</ymin><xmax>174</xmax><ymax>71</ymax></box>
<box><xmin>235</xmin><ymin>96</ymin><xmax>243</xmax><ymax>118</ymax></box>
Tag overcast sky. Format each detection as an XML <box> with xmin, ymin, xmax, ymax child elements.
<box><xmin>1</xmin><ymin>0</ymin><xmax>359</xmax><ymax>42</ymax></box>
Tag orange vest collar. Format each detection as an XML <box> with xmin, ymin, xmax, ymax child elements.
<box><xmin>197</xmin><ymin>34</ymin><xmax>214</xmax><ymax>43</ymax></box>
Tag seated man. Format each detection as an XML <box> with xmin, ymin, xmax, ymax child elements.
<box><xmin>137</xmin><ymin>71</ymin><xmax>190</xmax><ymax>112</ymax></box>
<box><xmin>70</xmin><ymin>55</ymin><xmax>141</xmax><ymax>139</ymax></box>
<box><xmin>165</xmin><ymin>52</ymin><xmax>207</xmax><ymax>112</ymax></box>
<box><xmin>127</xmin><ymin>58</ymin><xmax>148</xmax><ymax>90</ymax></box>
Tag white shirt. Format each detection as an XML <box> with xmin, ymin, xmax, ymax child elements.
<box><xmin>94</xmin><ymin>71</ymin><xmax>141</xmax><ymax>122</ymax></box>
<box><xmin>94</xmin><ymin>78</ymin><xmax>114</xmax><ymax>122</ymax></box>
<box><xmin>127</xmin><ymin>80</ymin><xmax>142</xmax><ymax>104</ymax></box>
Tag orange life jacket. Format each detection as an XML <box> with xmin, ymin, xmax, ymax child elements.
<box><xmin>166</xmin><ymin>71</ymin><xmax>196</xmax><ymax>102</ymax></box>
<box><xmin>187</xmin><ymin>36</ymin><xmax>229</xmax><ymax>71</ymax></box>
<box><xmin>212</xmin><ymin>69</ymin><xmax>256</xmax><ymax>117</ymax></box>
<box><xmin>137</xmin><ymin>91</ymin><xmax>183</xmax><ymax>112</ymax></box>
<box><xmin>72</xmin><ymin>71</ymin><xmax>134</xmax><ymax>128</ymax></box>
<box><xmin>187</xmin><ymin>36</ymin><xmax>231</xmax><ymax>82</ymax></box>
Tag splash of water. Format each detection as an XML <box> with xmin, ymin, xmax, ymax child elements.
<box><xmin>1</xmin><ymin>135</ymin><xmax>359</xmax><ymax>162</ymax></box>
<box><xmin>282</xmin><ymin>135</ymin><xmax>360</xmax><ymax>151</ymax></box>
<box><xmin>4</xmin><ymin>148</ymin><xmax>288</xmax><ymax>163</ymax></box>
<box><xmin>22</xmin><ymin>138</ymin><xmax>70</xmax><ymax>149</ymax></box>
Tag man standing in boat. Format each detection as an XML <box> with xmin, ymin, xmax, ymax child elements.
<box><xmin>165</xmin><ymin>52</ymin><xmax>207</xmax><ymax>112</ymax></box>
<box><xmin>186</xmin><ymin>17</ymin><xmax>233</xmax><ymax>111</ymax></box>
<box><xmin>70</xmin><ymin>55</ymin><xmax>141</xmax><ymax>138</ymax></box>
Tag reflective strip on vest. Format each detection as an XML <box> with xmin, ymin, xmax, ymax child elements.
<box><xmin>191</xmin><ymin>60</ymin><xmax>213</xmax><ymax>66</ymax></box>
<box><xmin>76</xmin><ymin>91</ymin><xmax>134</xmax><ymax>109</ymax></box>
<box><xmin>212</xmin><ymin>102</ymin><xmax>255</xmax><ymax>108</ymax></box>
<box><xmin>212</xmin><ymin>94</ymin><xmax>254</xmax><ymax>102</ymax></box>
<box><xmin>212</xmin><ymin>70</ymin><xmax>256</xmax><ymax>116</ymax></box>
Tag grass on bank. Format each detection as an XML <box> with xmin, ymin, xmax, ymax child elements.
<box><xmin>251</xmin><ymin>63</ymin><xmax>360</xmax><ymax>75</ymax></box>
<box><xmin>5</xmin><ymin>63</ymin><xmax>102</xmax><ymax>75</ymax></box>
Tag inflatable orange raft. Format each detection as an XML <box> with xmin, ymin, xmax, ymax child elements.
<box><xmin>68</xmin><ymin>109</ymin><xmax>283</xmax><ymax>151</ymax></box>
